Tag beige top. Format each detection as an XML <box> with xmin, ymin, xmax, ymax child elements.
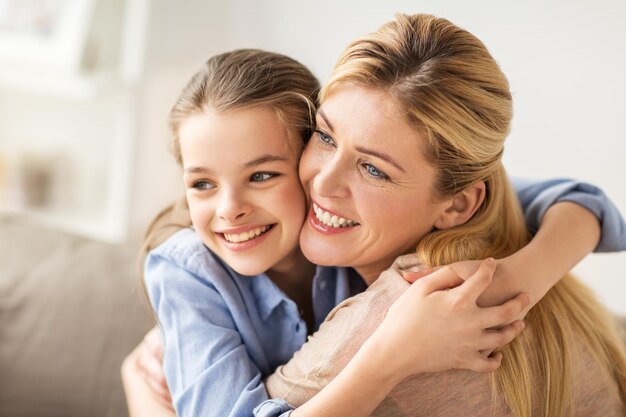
<box><xmin>265</xmin><ymin>255</ymin><xmax>623</xmax><ymax>416</ymax></box>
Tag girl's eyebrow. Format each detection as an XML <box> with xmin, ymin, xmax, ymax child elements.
<box><xmin>185</xmin><ymin>155</ymin><xmax>288</xmax><ymax>174</ymax></box>
<box><xmin>243</xmin><ymin>154</ymin><xmax>289</xmax><ymax>168</ymax></box>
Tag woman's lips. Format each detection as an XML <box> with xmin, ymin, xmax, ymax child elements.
<box><xmin>308</xmin><ymin>203</ymin><xmax>359</xmax><ymax>235</ymax></box>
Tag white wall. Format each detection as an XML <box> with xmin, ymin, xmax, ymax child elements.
<box><xmin>133</xmin><ymin>0</ymin><xmax>625</xmax><ymax>314</ymax></box>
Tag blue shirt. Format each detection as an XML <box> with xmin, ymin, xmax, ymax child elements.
<box><xmin>144</xmin><ymin>177</ymin><xmax>626</xmax><ymax>417</ymax></box>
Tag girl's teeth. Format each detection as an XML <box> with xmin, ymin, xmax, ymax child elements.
<box><xmin>313</xmin><ymin>203</ymin><xmax>357</xmax><ymax>228</ymax></box>
<box><xmin>224</xmin><ymin>225</ymin><xmax>270</xmax><ymax>243</ymax></box>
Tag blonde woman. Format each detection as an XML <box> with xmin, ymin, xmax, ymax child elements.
<box><xmin>122</xmin><ymin>13</ymin><xmax>626</xmax><ymax>417</ymax></box>
<box><xmin>260</xmin><ymin>13</ymin><xmax>626</xmax><ymax>416</ymax></box>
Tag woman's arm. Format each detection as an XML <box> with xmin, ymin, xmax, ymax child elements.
<box><xmin>121</xmin><ymin>328</ymin><xmax>176</xmax><ymax>417</ymax></box>
<box><xmin>126</xmin><ymin>261</ymin><xmax>527</xmax><ymax>417</ymax></box>
<box><xmin>260</xmin><ymin>259</ymin><xmax>528</xmax><ymax>417</ymax></box>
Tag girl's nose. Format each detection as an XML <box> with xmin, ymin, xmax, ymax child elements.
<box><xmin>216</xmin><ymin>189</ymin><xmax>252</xmax><ymax>222</ymax></box>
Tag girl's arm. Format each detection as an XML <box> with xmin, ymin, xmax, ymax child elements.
<box><xmin>485</xmin><ymin>177</ymin><xmax>625</xmax><ymax>310</ymax></box>
<box><xmin>143</xmin><ymin>236</ymin><xmax>273</xmax><ymax>417</ymax></box>
<box><xmin>404</xmin><ymin>178</ymin><xmax>625</xmax><ymax>312</ymax></box>
<box><xmin>512</xmin><ymin>177</ymin><xmax>625</xmax><ymax>253</ymax></box>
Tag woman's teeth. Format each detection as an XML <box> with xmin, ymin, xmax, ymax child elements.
<box><xmin>224</xmin><ymin>225</ymin><xmax>270</xmax><ymax>243</ymax></box>
<box><xmin>313</xmin><ymin>203</ymin><xmax>358</xmax><ymax>228</ymax></box>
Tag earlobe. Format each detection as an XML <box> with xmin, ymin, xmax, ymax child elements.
<box><xmin>434</xmin><ymin>182</ymin><xmax>486</xmax><ymax>230</ymax></box>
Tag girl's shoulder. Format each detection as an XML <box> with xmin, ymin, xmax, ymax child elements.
<box><xmin>146</xmin><ymin>227</ymin><xmax>233</xmax><ymax>287</ymax></box>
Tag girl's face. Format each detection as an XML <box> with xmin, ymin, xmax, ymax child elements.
<box><xmin>179</xmin><ymin>106</ymin><xmax>307</xmax><ymax>277</ymax></box>
<box><xmin>299</xmin><ymin>85</ymin><xmax>448</xmax><ymax>283</ymax></box>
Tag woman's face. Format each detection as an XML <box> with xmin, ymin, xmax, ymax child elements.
<box><xmin>299</xmin><ymin>85</ymin><xmax>448</xmax><ymax>282</ymax></box>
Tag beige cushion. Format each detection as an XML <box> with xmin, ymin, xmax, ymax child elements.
<box><xmin>0</xmin><ymin>217</ymin><xmax>152</xmax><ymax>417</ymax></box>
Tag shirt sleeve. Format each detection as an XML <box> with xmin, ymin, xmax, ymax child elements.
<box><xmin>511</xmin><ymin>176</ymin><xmax>626</xmax><ymax>252</ymax></box>
<box><xmin>145</xmin><ymin>251</ymin><xmax>270</xmax><ymax>417</ymax></box>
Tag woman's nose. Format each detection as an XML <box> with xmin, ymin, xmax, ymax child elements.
<box><xmin>311</xmin><ymin>155</ymin><xmax>350</xmax><ymax>200</ymax></box>
<box><xmin>216</xmin><ymin>189</ymin><xmax>252</xmax><ymax>222</ymax></box>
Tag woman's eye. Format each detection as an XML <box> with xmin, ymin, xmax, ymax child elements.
<box><xmin>315</xmin><ymin>129</ymin><xmax>336</xmax><ymax>146</ymax></box>
<box><xmin>192</xmin><ymin>180</ymin><xmax>215</xmax><ymax>190</ymax></box>
<box><xmin>362</xmin><ymin>163</ymin><xmax>390</xmax><ymax>181</ymax></box>
<box><xmin>250</xmin><ymin>172</ymin><xmax>277</xmax><ymax>182</ymax></box>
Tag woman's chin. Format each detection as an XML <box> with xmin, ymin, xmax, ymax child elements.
<box><xmin>299</xmin><ymin>228</ymin><xmax>350</xmax><ymax>267</ymax></box>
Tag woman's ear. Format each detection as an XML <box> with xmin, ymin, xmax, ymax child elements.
<box><xmin>434</xmin><ymin>182</ymin><xmax>486</xmax><ymax>230</ymax></box>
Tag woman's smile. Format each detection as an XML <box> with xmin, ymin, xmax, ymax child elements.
<box><xmin>309</xmin><ymin>201</ymin><xmax>360</xmax><ymax>233</ymax></box>
<box><xmin>298</xmin><ymin>85</ymin><xmax>447</xmax><ymax>282</ymax></box>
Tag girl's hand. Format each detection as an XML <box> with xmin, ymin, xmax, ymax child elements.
<box><xmin>121</xmin><ymin>326</ymin><xmax>174</xmax><ymax>414</ymax></box>
<box><xmin>367</xmin><ymin>258</ymin><xmax>529</xmax><ymax>381</ymax></box>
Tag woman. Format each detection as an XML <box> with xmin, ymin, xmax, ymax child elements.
<box><xmin>123</xmin><ymin>13</ymin><xmax>626</xmax><ymax>417</ymax></box>
<box><xmin>262</xmin><ymin>13</ymin><xmax>626</xmax><ymax>416</ymax></box>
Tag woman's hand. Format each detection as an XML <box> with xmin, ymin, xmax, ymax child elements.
<box><xmin>367</xmin><ymin>258</ymin><xmax>529</xmax><ymax>381</ymax></box>
<box><xmin>121</xmin><ymin>326</ymin><xmax>175</xmax><ymax>417</ymax></box>
<box><xmin>402</xmin><ymin>258</ymin><xmax>531</xmax><ymax>321</ymax></box>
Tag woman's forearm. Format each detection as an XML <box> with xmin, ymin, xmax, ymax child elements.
<box><xmin>290</xmin><ymin>336</ymin><xmax>402</xmax><ymax>417</ymax></box>
<box><xmin>282</xmin><ymin>261</ymin><xmax>527</xmax><ymax>417</ymax></box>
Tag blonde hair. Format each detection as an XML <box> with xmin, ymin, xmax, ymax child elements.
<box><xmin>139</xmin><ymin>49</ymin><xmax>319</xmax><ymax>286</ymax></box>
<box><xmin>327</xmin><ymin>13</ymin><xmax>626</xmax><ymax>416</ymax></box>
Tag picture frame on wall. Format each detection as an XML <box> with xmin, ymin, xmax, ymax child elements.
<box><xmin>0</xmin><ymin>0</ymin><xmax>97</xmax><ymax>73</ymax></box>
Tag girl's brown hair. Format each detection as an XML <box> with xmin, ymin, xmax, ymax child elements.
<box><xmin>139</xmin><ymin>49</ymin><xmax>319</xmax><ymax>287</ymax></box>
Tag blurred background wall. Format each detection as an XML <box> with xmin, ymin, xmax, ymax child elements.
<box><xmin>1</xmin><ymin>0</ymin><xmax>624</xmax><ymax>313</ymax></box>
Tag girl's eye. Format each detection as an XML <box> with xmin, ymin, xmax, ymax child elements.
<box><xmin>315</xmin><ymin>129</ymin><xmax>336</xmax><ymax>147</ymax></box>
<box><xmin>362</xmin><ymin>163</ymin><xmax>390</xmax><ymax>181</ymax></box>
<box><xmin>250</xmin><ymin>172</ymin><xmax>277</xmax><ymax>182</ymax></box>
<box><xmin>192</xmin><ymin>180</ymin><xmax>215</xmax><ymax>190</ymax></box>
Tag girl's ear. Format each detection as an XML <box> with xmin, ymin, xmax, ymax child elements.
<box><xmin>434</xmin><ymin>182</ymin><xmax>486</xmax><ymax>230</ymax></box>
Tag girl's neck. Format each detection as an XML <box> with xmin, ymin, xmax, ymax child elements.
<box><xmin>267</xmin><ymin>247</ymin><xmax>316</xmax><ymax>333</ymax></box>
<box><xmin>267</xmin><ymin>247</ymin><xmax>316</xmax><ymax>294</ymax></box>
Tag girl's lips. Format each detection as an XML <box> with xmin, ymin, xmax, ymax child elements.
<box><xmin>214</xmin><ymin>224</ymin><xmax>271</xmax><ymax>235</ymax></box>
<box><xmin>217</xmin><ymin>224</ymin><xmax>275</xmax><ymax>251</ymax></box>
<box><xmin>307</xmin><ymin>206</ymin><xmax>358</xmax><ymax>235</ymax></box>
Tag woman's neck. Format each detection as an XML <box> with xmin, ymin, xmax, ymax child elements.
<box><xmin>355</xmin><ymin>260</ymin><xmax>392</xmax><ymax>286</ymax></box>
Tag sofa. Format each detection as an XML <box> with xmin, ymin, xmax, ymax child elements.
<box><xmin>0</xmin><ymin>217</ymin><xmax>153</xmax><ymax>417</ymax></box>
<box><xmin>0</xmin><ymin>216</ymin><xmax>624</xmax><ymax>417</ymax></box>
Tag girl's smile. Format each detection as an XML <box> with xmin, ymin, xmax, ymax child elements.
<box><xmin>179</xmin><ymin>106</ymin><xmax>307</xmax><ymax>277</ymax></box>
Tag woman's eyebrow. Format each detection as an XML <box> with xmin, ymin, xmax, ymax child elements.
<box><xmin>317</xmin><ymin>109</ymin><xmax>334</xmax><ymax>131</ymax></box>
<box><xmin>355</xmin><ymin>146</ymin><xmax>406</xmax><ymax>173</ymax></box>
